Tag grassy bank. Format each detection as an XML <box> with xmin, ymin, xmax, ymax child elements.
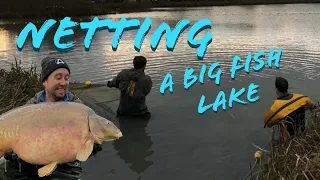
<box><xmin>0</xmin><ymin>59</ymin><xmax>42</xmax><ymax>114</ymax></box>
<box><xmin>1</xmin><ymin>0</ymin><xmax>320</xmax><ymax>19</ymax></box>
<box><xmin>246</xmin><ymin>108</ymin><xmax>320</xmax><ymax>180</ymax></box>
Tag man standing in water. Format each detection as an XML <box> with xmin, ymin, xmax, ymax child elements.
<box><xmin>264</xmin><ymin>77</ymin><xmax>318</xmax><ymax>141</ymax></box>
<box><xmin>108</xmin><ymin>56</ymin><xmax>153</xmax><ymax>176</ymax></box>
<box><xmin>1</xmin><ymin>56</ymin><xmax>102</xmax><ymax>179</ymax></box>
<box><xmin>107</xmin><ymin>56</ymin><xmax>153</xmax><ymax>117</ymax></box>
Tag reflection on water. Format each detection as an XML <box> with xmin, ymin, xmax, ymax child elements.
<box><xmin>0</xmin><ymin>30</ymin><xmax>9</xmax><ymax>57</ymax></box>
<box><xmin>113</xmin><ymin>115</ymin><xmax>153</xmax><ymax>176</ymax></box>
<box><xmin>0</xmin><ymin>27</ymin><xmax>17</xmax><ymax>60</ymax></box>
<box><xmin>0</xmin><ymin>4</ymin><xmax>319</xmax><ymax>87</ymax></box>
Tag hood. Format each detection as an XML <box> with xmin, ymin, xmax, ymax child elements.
<box><xmin>119</xmin><ymin>68</ymin><xmax>144</xmax><ymax>92</ymax></box>
<box><xmin>127</xmin><ymin>68</ymin><xmax>144</xmax><ymax>81</ymax></box>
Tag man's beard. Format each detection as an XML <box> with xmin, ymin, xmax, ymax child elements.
<box><xmin>52</xmin><ymin>93</ymin><xmax>65</xmax><ymax>101</ymax></box>
<box><xmin>50</xmin><ymin>86</ymin><xmax>67</xmax><ymax>102</ymax></box>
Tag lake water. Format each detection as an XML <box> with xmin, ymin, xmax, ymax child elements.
<box><xmin>1</xmin><ymin>3</ymin><xmax>320</xmax><ymax>180</ymax></box>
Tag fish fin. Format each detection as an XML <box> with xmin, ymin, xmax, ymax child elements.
<box><xmin>91</xmin><ymin>133</ymin><xmax>102</xmax><ymax>144</ymax></box>
<box><xmin>76</xmin><ymin>139</ymin><xmax>94</xmax><ymax>161</ymax></box>
<box><xmin>38</xmin><ymin>161</ymin><xmax>58</xmax><ymax>177</ymax></box>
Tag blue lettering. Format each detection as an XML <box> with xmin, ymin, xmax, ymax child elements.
<box><xmin>199</xmin><ymin>64</ymin><xmax>206</xmax><ymax>84</ymax></box>
<box><xmin>208</xmin><ymin>62</ymin><xmax>222</xmax><ymax>85</ymax></box>
<box><xmin>187</xmin><ymin>19</ymin><xmax>212</xmax><ymax>60</ymax></box>
<box><xmin>134</xmin><ymin>17</ymin><xmax>152</xmax><ymax>52</ymax></box>
<box><xmin>230</xmin><ymin>56</ymin><xmax>244</xmax><ymax>80</ymax></box>
<box><xmin>16</xmin><ymin>20</ymin><xmax>57</xmax><ymax>51</ymax></box>
<box><xmin>268</xmin><ymin>48</ymin><xmax>282</xmax><ymax>68</ymax></box>
<box><xmin>80</xmin><ymin>17</ymin><xmax>102</xmax><ymax>51</ymax></box>
<box><xmin>198</xmin><ymin>95</ymin><xmax>213</xmax><ymax>114</ymax></box>
<box><xmin>160</xmin><ymin>73</ymin><xmax>174</xmax><ymax>95</ymax></box>
<box><xmin>184</xmin><ymin>68</ymin><xmax>198</xmax><ymax>90</ymax></box>
<box><xmin>54</xmin><ymin>17</ymin><xmax>78</xmax><ymax>52</ymax></box>
<box><xmin>196</xmin><ymin>83</ymin><xmax>260</xmax><ymax>114</ymax></box>
<box><xmin>228</xmin><ymin>87</ymin><xmax>247</xmax><ymax>108</ymax></box>
<box><xmin>244</xmin><ymin>53</ymin><xmax>252</xmax><ymax>73</ymax></box>
<box><xmin>109</xmin><ymin>17</ymin><xmax>140</xmax><ymax>51</ymax></box>
<box><xmin>253</xmin><ymin>51</ymin><xmax>265</xmax><ymax>71</ymax></box>
<box><xmin>150</xmin><ymin>19</ymin><xmax>190</xmax><ymax>52</ymax></box>
<box><xmin>213</xmin><ymin>91</ymin><xmax>227</xmax><ymax>112</ymax></box>
<box><xmin>247</xmin><ymin>83</ymin><xmax>260</xmax><ymax>103</ymax></box>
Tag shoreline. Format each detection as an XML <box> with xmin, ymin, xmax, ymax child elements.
<box><xmin>0</xmin><ymin>1</ymin><xmax>319</xmax><ymax>20</ymax></box>
<box><xmin>152</xmin><ymin>0</ymin><xmax>320</xmax><ymax>7</ymax></box>
<box><xmin>247</xmin><ymin>107</ymin><xmax>320</xmax><ymax>179</ymax></box>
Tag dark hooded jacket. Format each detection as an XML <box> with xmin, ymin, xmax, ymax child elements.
<box><xmin>109</xmin><ymin>68</ymin><xmax>152</xmax><ymax>116</ymax></box>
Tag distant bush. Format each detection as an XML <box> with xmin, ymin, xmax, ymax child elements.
<box><xmin>0</xmin><ymin>58</ymin><xmax>42</xmax><ymax>114</ymax></box>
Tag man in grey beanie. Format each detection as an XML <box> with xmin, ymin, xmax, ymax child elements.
<box><xmin>39</xmin><ymin>56</ymin><xmax>71</xmax><ymax>102</ymax></box>
<box><xmin>0</xmin><ymin>56</ymin><xmax>102</xmax><ymax>179</ymax></box>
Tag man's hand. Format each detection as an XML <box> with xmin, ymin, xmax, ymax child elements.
<box><xmin>4</xmin><ymin>150</ymin><xmax>28</xmax><ymax>165</ymax></box>
<box><xmin>4</xmin><ymin>144</ymin><xmax>102</xmax><ymax>166</ymax></box>
<box><xmin>4</xmin><ymin>150</ymin><xmax>39</xmax><ymax>173</ymax></box>
<box><xmin>4</xmin><ymin>150</ymin><xmax>20</xmax><ymax>163</ymax></box>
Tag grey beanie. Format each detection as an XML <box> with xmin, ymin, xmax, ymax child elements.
<box><xmin>40</xmin><ymin>57</ymin><xmax>70</xmax><ymax>82</ymax></box>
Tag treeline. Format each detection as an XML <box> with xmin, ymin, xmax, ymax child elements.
<box><xmin>0</xmin><ymin>0</ymin><xmax>319</xmax><ymax>19</ymax></box>
<box><xmin>0</xmin><ymin>0</ymin><xmax>153</xmax><ymax>19</ymax></box>
<box><xmin>152</xmin><ymin>0</ymin><xmax>320</xmax><ymax>7</ymax></box>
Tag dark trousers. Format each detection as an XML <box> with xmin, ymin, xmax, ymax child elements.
<box><xmin>284</xmin><ymin>106</ymin><xmax>307</xmax><ymax>137</ymax></box>
<box><xmin>116</xmin><ymin>108</ymin><xmax>151</xmax><ymax>119</ymax></box>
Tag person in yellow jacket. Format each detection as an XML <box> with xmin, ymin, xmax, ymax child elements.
<box><xmin>264</xmin><ymin>77</ymin><xmax>318</xmax><ymax>141</ymax></box>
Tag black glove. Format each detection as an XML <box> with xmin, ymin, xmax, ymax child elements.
<box><xmin>4</xmin><ymin>150</ymin><xmax>14</xmax><ymax>161</ymax></box>
<box><xmin>4</xmin><ymin>150</ymin><xmax>22</xmax><ymax>163</ymax></box>
<box><xmin>4</xmin><ymin>144</ymin><xmax>102</xmax><ymax>162</ymax></box>
<box><xmin>89</xmin><ymin>144</ymin><xmax>102</xmax><ymax>158</ymax></box>
<box><xmin>4</xmin><ymin>150</ymin><xmax>38</xmax><ymax>173</ymax></box>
